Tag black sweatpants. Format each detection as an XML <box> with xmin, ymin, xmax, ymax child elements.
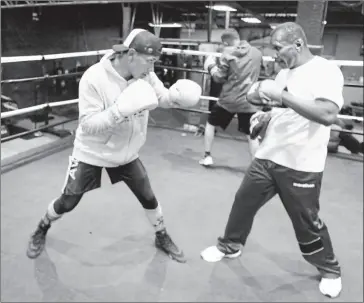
<box><xmin>53</xmin><ymin>157</ymin><xmax>158</xmax><ymax>215</ymax></box>
<box><xmin>217</xmin><ymin>158</ymin><xmax>341</xmax><ymax>278</ymax></box>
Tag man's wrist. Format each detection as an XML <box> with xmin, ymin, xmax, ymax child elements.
<box><xmin>281</xmin><ymin>90</ymin><xmax>291</xmax><ymax>107</ymax></box>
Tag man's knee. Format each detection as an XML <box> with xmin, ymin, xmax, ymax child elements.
<box><xmin>136</xmin><ymin>179</ymin><xmax>158</xmax><ymax>209</ymax></box>
<box><xmin>53</xmin><ymin>194</ymin><xmax>83</xmax><ymax>214</ymax></box>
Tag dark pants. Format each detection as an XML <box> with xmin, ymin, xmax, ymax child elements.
<box><xmin>53</xmin><ymin>157</ymin><xmax>158</xmax><ymax>215</ymax></box>
<box><xmin>208</xmin><ymin>103</ymin><xmax>255</xmax><ymax>135</ymax></box>
<box><xmin>217</xmin><ymin>158</ymin><xmax>341</xmax><ymax>278</ymax></box>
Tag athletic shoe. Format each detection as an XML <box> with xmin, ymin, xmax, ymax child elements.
<box><xmin>155</xmin><ymin>229</ymin><xmax>186</xmax><ymax>263</ymax></box>
<box><xmin>319</xmin><ymin>277</ymin><xmax>342</xmax><ymax>298</ymax></box>
<box><xmin>199</xmin><ymin>155</ymin><xmax>213</xmax><ymax>166</ymax></box>
<box><xmin>200</xmin><ymin>245</ymin><xmax>241</xmax><ymax>262</ymax></box>
<box><xmin>26</xmin><ymin>219</ymin><xmax>50</xmax><ymax>259</ymax></box>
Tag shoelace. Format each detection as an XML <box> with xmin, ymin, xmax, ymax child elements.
<box><xmin>158</xmin><ymin>233</ymin><xmax>175</xmax><ymax>248</ymax></box>
<box><xmin>32</xmin><ymin>229</ymin><xmax>45</xmax><ymax>245</ymax></box>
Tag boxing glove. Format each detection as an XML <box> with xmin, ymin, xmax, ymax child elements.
<box><xmin>249</xmin><ymin>111</ymin><xmax>271</xmax><ymax>141</ymax></box>
<box><xmin>115</xmin><ymin>79</ymin><xmax>159</xmax><ymax>117</ymax></box>
<box><xmin>328</xmin><ymin>124</ymin><xmax>341</xmax><ymax>153</ymax></box>
<box><xmin>168</xmin><ymin>79</ymin><xmax>202</xmax><ymax>108</ymax></box>
<box><xmin>204</xmin><ymin>55</ymin><xmax>217</xmax><ymax>72</ymax></box>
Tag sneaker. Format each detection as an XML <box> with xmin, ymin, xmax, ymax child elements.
<box><xmin>155</xmin><ymin>229</ymin><xmax>186</xmax><ymax>263</ymax></box>
<box><xmin>26</xmin><ymin>219</ymin><xmax>51</xmax><ymax>259</ymax></box>
<box><xmin>199</xmin><ymin>155</ymin><xmax>213</xmax><ymax>166</ymax></box>
<box><xmin>319</xmin><ymin>277</ymin><xmax>342</xmax><ymax>298</ymax></box>
<box><xmin>200</xmin><ymin>245</ymin><xmax>241</xmax><ymax>262</ymax></box>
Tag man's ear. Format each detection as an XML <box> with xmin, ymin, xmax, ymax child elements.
<box><xmin>127</xmin><ymin>48</ymin><xmax>137</xmax><ymax>59</ymax></box>
<box><xmin>294</xmin><ymin>38</ymin><xmax>303</xmax><ymax>50</ymax></box>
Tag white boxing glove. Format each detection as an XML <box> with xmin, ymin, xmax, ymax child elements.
<box><xmin>259</xmin><ymin>79</ymin><xmax>284</xmax><ymax>103</ymax></box>
<box><xmin>204</xmin><ymin>55</ymin><xmax>217</xmax><ymax>71</ymax></box>
<box><xmin>247</xmin><ymin>80</ymin><xmax>284</xmax><ymax>107</ymax></box>
<box><xmin>115</xmin><ymin>79</ymin><xmax>159</xmax><ymax>117</ymax></box>
<box><xmin>168</xmin><ymin>79</ymin><xmax>202</xmax><ymax>108</ymax></box>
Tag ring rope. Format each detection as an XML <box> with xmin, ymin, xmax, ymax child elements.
<box><xmin>2</xmin><ymin>48</ymin><xmax>363</xmax><ymax>67</ymax></box>
<box><xmin>2</xmin><ymin>66</ymin><xmax>363</xmax><ymax>87</ymax></box>
<box><xmin>1</xmin><ymin>49</ymin><xmax>362</xmax><ymax>138</ymax></box>
<box><xmin>1</xmin><ymin>97</ymin><xmax>363</xmax><ymax>126</ymax></box>
<box><xmin>1</xmin><ymin>72</ymin><xmax>84</xmax><ymax>84</ymax></box>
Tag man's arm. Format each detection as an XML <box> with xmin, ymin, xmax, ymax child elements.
<box><xmin>79</xmin><ymin>76</ymin><xmax>159</xmax><ymax>135</ymax></box>
<box><xmin>281</xmin><ymin>94</ymin><xmax>340</xmax><ymax>126</ymax></box>
<box><xmin>146</xmin><ymin>72</ymin><xmax>202</xmax><ymax>109</ymax></box>
<box><xmin>78</xmin><ymin>77</ymin><xmax>124</xmax><ymax>135</ymax></box>
<box><xmin>282</xmin><ymin>65</ymin><xmax>344</xmax><ymax>126</ymax></box>
<box><xmin>146</xmin><ymin>72</ymin><xmax>175</xmax><ymax>108</ymax></box>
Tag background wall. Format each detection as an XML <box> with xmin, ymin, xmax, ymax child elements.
<box><xmin>323</xmin><ymin>28</ymin><xmax>363</xmax><ymax>105</ymax></box>
<box><xmin>1</xmin><ymin>5</ymin><xmax>363</xmax><ymax>108</ymax></box>
<box><xmin>1</xmin><ymin>5</ymin><xmax>122</xmax><ymax>108</ymax></box>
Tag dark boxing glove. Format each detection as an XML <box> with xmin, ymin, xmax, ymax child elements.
<box><xmin>249</xmin><ymin>111</ymin><xmax>272</xmax><ymax>141</ymax></box>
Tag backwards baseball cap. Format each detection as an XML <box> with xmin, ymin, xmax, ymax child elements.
<box><xmin>221</xmin><ymin>28</ymin><xmax>240</xmax><ymax>41</ymax></box>
<box><xmin>113</xmin><ymin>29</ymin><xmax>163</xmax><ymax>57</ymax></box>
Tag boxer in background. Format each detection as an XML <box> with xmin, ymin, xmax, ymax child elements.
<box><xmin>201</xmin><ymin>22</ymin><xmax>344</xmax><ymax>298</ymax></box>
<box><xmin>26</xmin><ymin>29</ymin><xmax>201</xmax><ymax>263</ymax></box>
<box><xmin>199</xmin><ymin>29</ymin><xmax>263</xmax><ymax>166</ymax></box>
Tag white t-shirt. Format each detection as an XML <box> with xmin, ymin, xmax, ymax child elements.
<box><xmin>255</xmin><ymin>56</ymin><xmax>344</xmax><ymax>172</ymax></box>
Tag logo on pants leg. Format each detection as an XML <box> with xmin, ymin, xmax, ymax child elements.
<box><xmin>69</xmin><ymin>157</ymin><xmax>79</xmax><ymax>180</ymax></box>
<box><xmin>293</xmin><ymin>182</ymin><xmax>315</xmax><ymax>188</ymax></box>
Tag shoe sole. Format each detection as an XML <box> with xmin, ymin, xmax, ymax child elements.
<box><xmin>224</xmin><ymin>250</ymin><xmax>242</xmax><ymax>259</ymax></box>
<box><xmin>319</xmin><ymin>278</ymin><xmax>342</xmax><ymax>299</ymax></box>
<box><xmin>199</xmin><ymin>163</ymin><xmax>213</xmax><ymax>167</ymax></box>
<box><xmin>26</xmin><ymin>248</ymin><xmax>43</xmax><ymax>259</ymax></box>
<box><xmin>320</xmin><ymin>290</ymin><xmax>341</xmax><ymax>299</ymax></box>
<box><xmin>201</xmin><ymin>250</ymin><xmax>242</xmax><ymax>262</ymax></box>
<box><xmin>321</xmin><ymin>292</ymin><xmax>341</xmax><ymax>299</ymax></box>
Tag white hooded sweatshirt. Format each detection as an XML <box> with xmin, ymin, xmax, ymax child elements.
<box><xmin>72</xmin><ymin>51</ymin><xmax>173</xmax><ymax>167</ymax></box>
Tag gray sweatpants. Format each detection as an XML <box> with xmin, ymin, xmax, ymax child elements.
<box><xmin>217</xmin><ymin>158</ymin><xmax>341</xmax><ymax>278</ymax></box>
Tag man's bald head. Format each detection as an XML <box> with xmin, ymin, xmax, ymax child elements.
<box><xmin>269</xmin><ymin>22</ymin><xmax>313</xmax><ymax>69</ymax></box>
<box><xmin>271</xmin><ymin>22</ymin><xmax>308</xmax><ymax>46</ymax></box>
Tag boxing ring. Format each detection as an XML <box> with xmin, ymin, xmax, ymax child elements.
<box><xmin>1</xmin><ymin>48</ymin><xmax>363</xmax><ymax>302</ymax></box>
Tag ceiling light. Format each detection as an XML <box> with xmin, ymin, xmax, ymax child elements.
<box><xmin>205</xmin><ymin>5</ymin><xmax>237</xmax><ymax>12</ymax></box>
<box><xmin>263</xmin><ymin>13</ymin><xmax>297</xmax><ymax>17</ymax></box>
<box><xmin>148</xmin><ymin>23</ymin><xmax>183</xmax><ymax>28</ymax></box>
<box><xmin>241</xmin><ymin>17</ymin><xmax>261</xmax><ymax>24</ymax></box>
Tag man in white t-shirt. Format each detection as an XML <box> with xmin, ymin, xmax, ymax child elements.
<box><xmin>200</xmin><ymin>22</ymin><xmax>344</xmax><ymax>298</ymax></box>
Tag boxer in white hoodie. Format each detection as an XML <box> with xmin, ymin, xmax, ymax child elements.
<box><xmin>26</xmin><ymin>29</ymin><xmax>201</xmax><ymax>263</ymax></box>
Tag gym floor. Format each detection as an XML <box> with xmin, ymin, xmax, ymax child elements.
<box><xmin>1</xmin><ymin>127</ymin><xmax>363</xmax><ymax>302</ymax></box>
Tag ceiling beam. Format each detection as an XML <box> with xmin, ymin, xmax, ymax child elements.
<box><xmin>1</xmin><ymin>0</ymin><xmax>155</xmax><ymax>9</ymax></box>
<box><xmin>233</xmin><ymin>1</ymin><xmax>268</xmax><ymax>24</ymax></box>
